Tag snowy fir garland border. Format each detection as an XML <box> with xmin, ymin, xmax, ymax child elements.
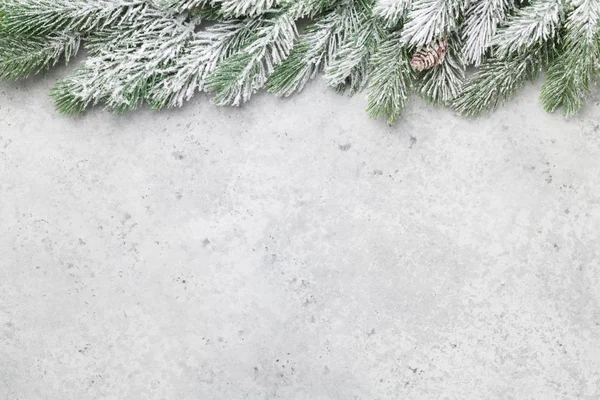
<box><xmin>0</xmin><ymin>0</ymin><xmax>599</xmax><ymax>123</ymax></box>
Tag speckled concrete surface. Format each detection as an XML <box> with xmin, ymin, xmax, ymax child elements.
<box><xmin>1</xmin><ymin>70</ymin><xmax>600</xmax><ymax>400</ymax></box>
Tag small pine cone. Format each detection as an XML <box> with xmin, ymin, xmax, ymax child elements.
<box><xmin>410</xmin><ymin>38</ymin><xmax>448</xmax><ymax>71</ymax></box>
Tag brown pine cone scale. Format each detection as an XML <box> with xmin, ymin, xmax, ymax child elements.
<box><xmin>410</xmin><ymin>38</ymin><xmax>448</xmax><ymax>71</ymax></box>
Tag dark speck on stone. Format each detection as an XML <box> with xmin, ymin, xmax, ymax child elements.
<box><xmin>339</xmin><ymin>143</ymin><xmax>351</xmax><ymax>151</ymax></box>
<box><xmin>172</xmin><ymin>151</ymin><xmax>185</xmax><ymax>160</ymax></box>
<box><xmin>203</xmin><ymin>238</ymin><xmax>210</xmax><ymax>246</ymax></box>
<box><xmin>373</xmin><ymin>170</ymin><xmax>383</xmax><ymax>176</ymax></box>
<box><xmin>564</xmin><ymin>208</ymin><xmax>570</xmax><ymax>214</ymax></box>
<box><xmin>409</xmin><ymin>136</ymin><xmax>417</xmax><ymax>148</ymax></box>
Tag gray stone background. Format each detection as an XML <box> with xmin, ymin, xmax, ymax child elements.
<box><xmin>1</xmin><ymin>67</ymin><xmax>600</xmax><ymax>399</ymax></box>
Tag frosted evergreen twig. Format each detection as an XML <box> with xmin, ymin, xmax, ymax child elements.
<box><xmin>51</xmin><ymin>7</ymin><xmax>195</xmax><ymax>115</ymax></box>
<box><xmin>217</xmin><ymin>0</ymin><xmax>281</xmax><ymax>17</ymax></box>
<box><xmin>453</xmin><ymin>45</ymin><xmax>551</xmax><ymax>116</ymax></box>
<box><xmin>149</xmin><ymin>19</ymin><xmax>260</xmax><ymax>108</ymax></box>
<box><xmin>540</xmin><ymin>0</ymin><xmax>600</xmax><ymax>116</ymax></box>
<box><xmin>462</xmin><ymin>0</ymin><xmax>513</xmax><ymax>65</ymax></box>
<box><xmin>267</xmin><ymin>9</ymin><xmax>344</xmax><ymax>97</ymax></box>
<box><xmin>324</xmin><ymin>0</ymin><xmax>384</xmax><ymax>95</ymax></box>
<box><xmin>0</xmin><ymin>0</ymin><xmax>147</xmax><ymax>37</ymax></box>
<box><xmin>0</xmin><ymin>34</ymin><xmax>80</xmax><ymax>80</ymax></box>
<box><xmin>153</xmin><ymin>0</ymin><xmax>209</xmax><ymax>12</ymax></box>
<box><xmin>367</xmin><ymin>30</ymin><xmax>412</xmax><ymax>124</ymax></box>
<box><xmin>417</xmin><ymin>33</ymin><xmax>464</xmax><ymax>104</ymax></box>
<box><xmin>400</xmin><ymin>0</ymin><xmax>463</xmax><ymax>47</ymax></box>
<box><xmin>204</xmin><ymin>10</ymin><xmax>298</xmax><ymax>106</ymax></box>
<box><xmin>374</xmin><ymin>0</ymin><xmax>412</xmax><ymax>27</ymax></box>
<box><xmin>491</xmin><ymin>0</ymin><xmax>565</xmax><ymax>57</ymax></box>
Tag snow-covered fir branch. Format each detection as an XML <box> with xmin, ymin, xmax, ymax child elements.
<box><xmin>417</xmin><ymin>32</ymin><xmax>464</xmax><ymax>104</ymax></box>
<box><xmin>491</xmin><ymin>0</ymin><xmax>565</xmax><ymax>57</ymax></box>
<box><xmin>453</xmin><ymin>44</ymin><xmax>550</xmax><ymax>116</ymax></box>
<box><xmin>324</xmin><ymin>0</ymin><xmax>384</xmax><ymax>95</ymax></box>
<box><xmin>0</xmin><ymin>34</ymin><xmax>80</xmax><ymax>80</ymax></box>
<box><xmin>366</xmin><ymin>30</ymin><xmax>412</xmax><ymax>124</ymax></box>
<box><xmin>540</xmin><ymin>0</ymin><xmax>600</xmax><ymax>116</ymax></box>
<box><xmin>0</xmin><ymin>0</ymin><xmax>148</xmax><ymax>37</ymax></box>
<box><xmin>204</xmin><ymin>10</ymin><xmax>298</xmax><ymax>106</ymax></box>
<box><xmin>217</xmin><ymin>0</ymin><xmax>281</xmax><ymax>17</ymax></box>
<box><xmin>462</xmin><ymin>0</ymin><xmax>514</xmax><ymax>65</ymax></box>
<box><xmin>149</xmin><ymin>19</ymin><xmax>260</xmax><ymax>108</ymax></box>
<box><xmin>400</xmin><ymin>0</ymin><xmax>463</xmax><ymax>47</ymax></box>
<box><xmin>52</xmin><ymin>6</ymin><xmax>195</xmax><ymax>114</ymax></box>
<box><xmin>267</xmin><ymin>5</ymin><xmax>349</xmax><ymax>97</ymax></box>
<box><xmin>374</xmin><ymin>0</ymin><xmax>412</xmax><ymax>27</ymax></box>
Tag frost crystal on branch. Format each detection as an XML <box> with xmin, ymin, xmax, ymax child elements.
<box><xmin>153</xmin><ymin>0</ymin><xmax>209</xmax><ymax>12</ymax></box>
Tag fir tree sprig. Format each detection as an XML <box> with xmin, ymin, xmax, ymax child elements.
<box><xmin>491</xmin><ymin>0</ymin><xmax>565</xmax><ymax>57</ymax></box>
<box><xmin>540</xmin><ymin>0</ymin><xmax>600</xmax><ymax>116</ymax></box>
<box><xmin>51</xmin><ymin>7</ymin><xmax>195</xmax><ymax>115</ymax></box>
<box><xmin>417</xmin><ymin>33</ymin><xmax>464</xmax><ymax>104</ymax></box>
<box><xmin>374</xmin><ymin>0</ymin><xmax>412</xmax><ymax>27</ymax></box>
<box><xmin>400</xmin><ymin>0</ymin><xmax>463</xmax><ymax>47</ymax></box>
<box><xmin>217</xmin><ymin>0</ymin><xmax>281</xmax><ymax>17</ymax></box>
<box><xmin>267</xmin><ymin>7</ymin><xmax>346</xmax><ymax>97</ymax></box>
<box><xmin>462</xmin><ymin>0</ymin><xmax>513</xmax><ymax>65</ymax></box>
<box><xmin>0</xmin><ymin>33</ymin><xmax>80</xmax><ymax>80</ymax></box>
<box><xmin>452</xmin><ymin>44</ymin><xmax>552</xmax><ymax>116</ymax></box>
<box><xmin>204</xmin><ymin>10</ymin><xmax>298</xmax><ymax>105</ymax></box>
<box><xmin>153</xmin><ymin>0</ymin><xmax>209</xmax><ymax>12</ymax></box>
<box><xmin>366</xmin><ymin>30</ymin><xmax>412</xmax><ymax>124</ymax></box>
<box><xmin>148</xmin><ymin>19</ymin><xmax>259</xmax><ymax>108</ymax></box>
<box><xmin>0</xmin><ymin>0</ymin><xmax>147</xmax><ymax>37</ymax></box>
<box><xmin>324</xmin><ymin>0</ymin><xmax>384</xmax><ymax>95</ymax></box>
